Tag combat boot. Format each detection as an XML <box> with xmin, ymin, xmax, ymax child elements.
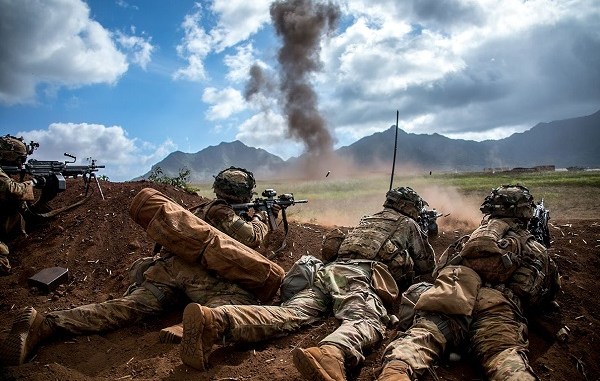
<box><xmin>377</xmin><ymin>359</ymin><xmax>412</xmax><ymax>381</ymax></box>
<box><xmin>180</xmin><ymin>303</ymin><xmax>228</xmax><ymax>371</ymax></box>
<box><xmin>0</xmin><ymin>307</ymin><xmax>55</xmax><ymax>365</ymax></box>
<box><xmin>159</xmin><ymin>322</ymin><xmax>183</xmax><ymax>344</ymax></box>
<box><xmin>292</xmin><ymin>344</ymin><xmax>346</xmax><ymax>381</ymax></box>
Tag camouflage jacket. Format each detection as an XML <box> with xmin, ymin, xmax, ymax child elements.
<box><xmin>189</xmin><ymin>198</ymin><xmax>268</xmax><ymax>249</ymax></box>
<box><xmin>0</xmin><ymin>167</ymin><xmax>34</xmax><ymax>205</ymax></box>
<box><xmin>336</xmin><ymin>207</ymin><xmax>435</xmax><ymax>285</ymax></box>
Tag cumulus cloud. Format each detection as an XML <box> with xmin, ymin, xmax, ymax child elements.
<box><xmin>236</xmin><ymin>111</ymin><xmax>304</xmax><ymax>159</ymax></box>
<box><xmin>17</xmin><ymin>123</ymin><xmax>176</xmax><ymax>182</ymax></box>
<box><xmin>116</xmin><ymin>30</ymin><xmax>155</xmax><ymax>70</ymax></box>
<box><xmin>173</xmin><ymin>6</ymin><xmax>212</xmax><ymax>81</ymax></box>
<box><xmin>0</xmin><ymin>0</ymin><xmax>129</xmax><ymax>105</ymax></box>
<box><xmin>317</xmin><ymin>0</ymin><xmax>600</xmax><ymax>146</ymax></box>
<box><xmin>209</xmin><ymin>0</ymin><xmax>272</xmax><ymax>52</ymax></box>
<box><xmin>202</xmin><ymin>87</ymin><xmax>247</xmax><ymax>120</ymax></box>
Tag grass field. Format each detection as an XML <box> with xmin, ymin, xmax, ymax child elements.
<box><xmin>191</xmin><ymin>170</ymin><xmax>600</xmax><ymax>227</ymax></box>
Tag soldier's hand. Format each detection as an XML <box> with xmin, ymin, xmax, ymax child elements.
<box><xmin>271</xmin><ymin>204</ymin><xmax>282</xmax><ymax>219</ymax></box>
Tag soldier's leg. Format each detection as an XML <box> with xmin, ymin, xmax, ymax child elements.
<box><xmin>470</xmin><ymin>287</ymin><xmax>537</xmax><ymax>381</ymax></box>
<box><xmin>159</xmin><ymin>260</ymin><xmax>258</xmax><ymax>344</ymax></box>
<box><xmin>0</xmin><ymin>284</ymin><xmax>178</xmax><ymax>365</ymax></box>
<box><xmin>292</xmin><ymin>263</ymin><xmax>388</xmax><ymax>381</ymax></box>
<box><xmin>379</xmin><ymin>315</ymin><xmax>448</xmax><ymax>381</ymax></box>
<box><xmin>181</xmin><ymin>287</ymin><xmax>327</xmax><ymax>370</ymax></box>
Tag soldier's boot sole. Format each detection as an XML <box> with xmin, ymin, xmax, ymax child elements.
<box><xmin>0</xmin><ymin>307</ymin><xmax>44</xmax><ymax>365</ymax></box>
<box><xmin>292</xmin><ymin>347</ymin><xmax>345</xmax><ymax>381</ymax></box>
<box><xmin>159</xmin><ymin>323</ymin><xmax>183</xmax><ymax>344</ymax></box>
<box><xmin>180</xmin><ymin>303</ymin><xmax>213</xmax><ymax>371</ymax></box>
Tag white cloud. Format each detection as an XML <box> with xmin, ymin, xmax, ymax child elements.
<box><xmin>17</xmin><ymin>123</ymin><xmax>176</xmax><ymax>182</ymax></box>
<box><xmin>116</xmin><ymin>31</ymin><xmax>155</xmax><ymax>70</ymax></box>
<box><xmin>209</xmin><ymin>0</ymin><xmax>272</xmax><ymax>52</ymax></box>
<box><xmin>0</xmin><ymin>0</ymin><xmax>128</xmax><ymax>105</ymax></box>
<box><xmin>202</xmin><ymin>87</ymin><xmax>247</xmax><ymax>120</ymax></box>
<box><xmin>224</xmin><ymin>43</ymin><xmax>263</xmax><ymax>83</ymax></box>
<box><xmin>316</xmin><ymin>0</ymin><xmax>600</xmax><ymax>142</ymax></box>
<box><xmin>236</xmin><ymin>112</ymin><xmax>304</xmax><ymax>159</ymax></box>
<box><xmin>173</xmin><ymin>7</ymin><xmax>213</xmax><ymax>81</ymax></box>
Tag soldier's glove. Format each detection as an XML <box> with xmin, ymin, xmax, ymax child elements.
<box><xmin>32</xmin><ymin>176</ymin><xmax>46</xmax><ymax>189</ymax></box>
<box><xmin>253</xmin><ymin>211</ymin><xmax>268</xmax><ymax>223</ymax></box>
<box><xmin>271</xmin><ymin>204</ymin><xmax>281</xmax><ymax>219</ymax></box>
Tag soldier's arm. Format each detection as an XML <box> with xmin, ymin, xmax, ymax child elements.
<box><xmin>407</xmin><ymin>219</ymin><xmax>436</xmax><ymax>275</ymax></box>
<box><xmin>206</xmin><ymin>204</ymin><xmax>269</xmax><ymax>248</ymax></box>
<box><xmin>0</xmin><ymin>170</ymin><xmax>34</xmax><ymax>201</ymax></box>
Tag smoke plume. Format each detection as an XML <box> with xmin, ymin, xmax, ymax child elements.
<box><xmin>270</xmin><ymin>0</ymin><xmax>340</xmax><ymax>157</ymax></box>
<box><xmin>246</xmin><ymin>0</ymin><xmax>339</xmax><ymax>161</ymax></box>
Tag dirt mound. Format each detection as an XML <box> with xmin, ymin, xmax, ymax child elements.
<box><xmin>0</xmin><ymin>180</ymin><xmax>598</xmax><ymax>380</ymax></box>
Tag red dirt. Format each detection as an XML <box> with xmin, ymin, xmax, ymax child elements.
<box><xmin>0</xmin><ymin>179</ymin><xmax>598</xmax><ymax>381</ymax></box>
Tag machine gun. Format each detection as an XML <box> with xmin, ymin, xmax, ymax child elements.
<box><xmin>2</xmin><ymin>153</ymin><xmax>106</xmax><ymax>210</ymax></box>
<box><xmin>528</xmin><ymin>199</ymin><xmax>551</xmax><ymax>247</ymax></box>
<box><xmin>418</xmin><ymin>207</ymin><xmax>448</xmax><ymax>237</ymax></box>
<box><xmin>232</xmin><ymin>189</ymin><xmax>308</xmax><ymax>255</ymax></box>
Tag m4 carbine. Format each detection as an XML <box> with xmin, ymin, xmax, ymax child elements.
<box><xmin>231</xmin><ymin>189</ymin><xmax>308</xmax><ymax>256</ymax></box>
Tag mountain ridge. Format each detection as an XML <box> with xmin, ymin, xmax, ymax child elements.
<box><xmin>141</xmin><ymin>109</ymin><xmax>600</xmax><ymax>181</ymax></box>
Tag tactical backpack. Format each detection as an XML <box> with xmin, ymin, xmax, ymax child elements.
<box><xmin>435</xmin><ymin>218</ymin><xmax>530</xmax><ymax>284</ymax></box>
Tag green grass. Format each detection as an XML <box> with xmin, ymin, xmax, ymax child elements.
<box><xmin>191</xmin><ymin>170</ymin><xmax>600</xmax><ymax>225</ymax></box>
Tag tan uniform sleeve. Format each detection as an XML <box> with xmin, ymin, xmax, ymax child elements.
<box><xmin>0</xmin><ymin>169</ymin><xmax>35</xmax><ymax>201</ymax></box>
<box><xmin>206</xmin><ymin>203</ymin><xmax>269</xmax><ymax>248</ymax></box>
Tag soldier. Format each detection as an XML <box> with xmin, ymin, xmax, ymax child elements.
<box><xmin>190</xmin><ymin>166</ymin><xmax>277</xmax><ymax>249</ymax></box>
<box><xmin>0</xmin><ymin>135</ymin><xmax>40</xmax><ymax>275</ymax></box>
<box><xmin>377</xmin><ymin>184</ymin><xmax>560</xmax><ymax>380</ymax></box>
<box><xmin>0</xmin><ymin>186</ymin><xmax>284</xmax><ymax>366</ymax></box>
<box><xmin>179</xmin><ymin>186</ymin><xmax>435</xmax><ymax>381</ymax></box>
<box><xmin>159</xmin><ymin>166</ymin><xmax>279</xmax><ymax>342</ymax></box>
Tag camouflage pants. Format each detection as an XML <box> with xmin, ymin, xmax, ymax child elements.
<box><xmin>46</xmin><ymin>256</ymin><xmax>256</xmax><ymax>335</ymax></box>
<box><xmin>382</xmin><ymin>315</ymin><xmax>447</xmax><ymax>378</ymax></box>
<box><xmin>212</xmin><ymin>260</ymin><xmax>388</xmax><ymax>366</ymax></box>
<box><xmin>470</xmin><ymin>287</ymin><xmax>537</xmax><ymax>381</ymax></box>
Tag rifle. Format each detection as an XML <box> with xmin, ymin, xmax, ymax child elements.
<box><xmin>231</xmin><ymin>189</ymin><xmax>308</xmax><ymax>255</ymax></box>
<box><xmin>2</xmin><ymin>153</ymin><xmax>106</xmax><ymax>207</ymax></box>
<box><xmin>528</xmin><ymin>199</ymin><xmax>551</xmax><ymax>247</ymax></box>
<box><xmin>418</xmin><ymin>207</ymin><xmax>449</xmax><ymax>237</ymax></box>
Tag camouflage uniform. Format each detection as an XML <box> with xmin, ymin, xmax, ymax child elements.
<box><xmin>180</xmin><ymin>187</ymin><xmax>435</xmax><ymax>377</ymax></box>
<box><xmin>0</xmin><ymin>168</ymin><xmax>276</xmax><ymax>365</ymax></box>
<box><xmin>378</xmin><ymin>185</ymin><xmax>560</xmax><ymax>381</ymax></box>
<box><xmin>0</xmin><ymin>136</ymin><xmax>35</xmax><ymax>274</ymax></box>
<box><xmin>45</xmin><ymin>167</ymin><xmax>271</xmax><ymax>335</ymax></box>
<box><xmin>380</xmin><ymin>282</ymin><xmax>469</xmax><ymax>381</ymax></box>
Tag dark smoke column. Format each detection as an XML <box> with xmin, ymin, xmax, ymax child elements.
<box><xmin>270</xmin><ymin>0</ymin><xmax>340</xmax><ymax>158</ymax></box>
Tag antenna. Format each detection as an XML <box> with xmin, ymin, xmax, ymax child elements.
<box><xmin>389</xmin><ymin>110</ymin><xmax>399</xmax><ymax>191</ymax></box>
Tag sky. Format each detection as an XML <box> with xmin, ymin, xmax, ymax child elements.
<box><xmin>1</xmin><ymin>0</ymin><xmax>599</xmax><ymax>182</ymax></box>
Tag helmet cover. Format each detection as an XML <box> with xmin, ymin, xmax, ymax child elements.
<box><xmin>212</xmin><ymin>166</ymin><xmax>256</xmax><ymax>203</ymax></box>
<box><xmin>383</xmin><ymin>186</ymin><xmax>427</xmax><ymax>220</ymax></box>
<box><xmin>480</xmin><ymin>184</ymin><xmax>535</xmax><ymax>219</ymax></box>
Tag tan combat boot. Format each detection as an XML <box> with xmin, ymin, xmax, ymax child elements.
<box><xmin>0</xmin><ymin>307</ymin><xmax>55</xmax><ymax>365</ymax></box>
<box><xmin>159</xmin><ymin>322</ymin><xmax>183</xmax><ymax>344</ymax></box>
<box><xmin>377</xmin><ymin>360</ymin><xmax>412</xmax><ymax>381</ymax></box>
<box><xmin>180</xmin><ymin>303</ymin><xmax>227</xmax><ymax>371</ymax></box>
<box><xmin>292</xmin><ymin>344</ymin><xmax>346</xmax><ymax>381</ymax></box>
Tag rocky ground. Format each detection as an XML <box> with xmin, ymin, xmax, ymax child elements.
<box><xmin>0</xmin><ymin>179</ymin><xmax>598</xmax><ymax>381</ymax></box>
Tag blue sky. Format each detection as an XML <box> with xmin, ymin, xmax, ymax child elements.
<box><xmin>1</xmin><ymin>0</ymin><xmax>599</xmax><ymax>181</ymax></box>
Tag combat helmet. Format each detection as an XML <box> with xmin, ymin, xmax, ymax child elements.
<box><xmin>480</xmin><ymin>184</ymin><xmax>535</xmax><ymax>219</ymax></box>
<box><xmin>213</xmin><ymin>166</ymin><xmax>256</xmax><ymax>203</ymax></box>
<box><xmin>0</xmin><ymin>135</ymin><xmax>28</xmax><ymax>166</ymax></box>
<box><xmin>383</xmin><ymin>186</ymin><xmax>427</xmax><ymax>220</ymax></box>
